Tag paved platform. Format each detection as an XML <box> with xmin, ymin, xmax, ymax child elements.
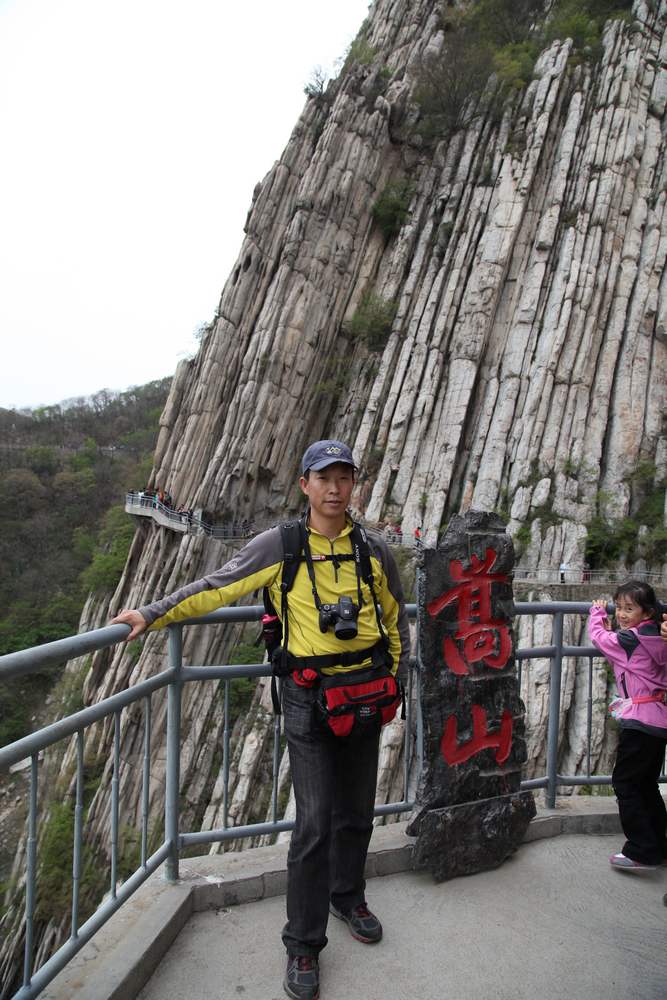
<box><xmin>42</xmin><ymin>798</ymin><xmax>667</xmax><ymax>1000</ymax></box>
<box><xmin>136</xmin><ymin>833</ymin><xmax>667</xmax><ymax>1000</ymax></box>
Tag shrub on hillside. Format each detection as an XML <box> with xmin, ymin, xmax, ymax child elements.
<box><xmin>346</xmin><ymin>292</ymin><xmax>398</xmax><ymax>352</ymax></box>
<box><xmin>413</xmin><ymin>0</ymin><xmax>634</xmax><ymax>144</ymax></box>
<box><xmin>372</xmin><ymin>180</ymin><xmax>415</xmax><ymax>240</ymax></box>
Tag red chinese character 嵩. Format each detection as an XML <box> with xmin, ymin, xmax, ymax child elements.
<box><xmin>427</xmin><ymin>548</ymin><xmax>511</xmax><ymax>675</ymax></box>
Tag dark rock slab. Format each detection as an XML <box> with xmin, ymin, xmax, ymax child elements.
<box><xmin>408</xmin><ymin>511</ymin><xmax>534</xmax><ymax>880</ymax></box>
<box><xmin>411</xmin><ymin>791</ymin><xmax>537</xmax><ymax>882</ymax></box>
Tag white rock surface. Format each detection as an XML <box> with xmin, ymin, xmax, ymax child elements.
<box><xmin>4</xmin><ymin>0</ymin><xmax>667</xmax><ymax>986</ymax></box>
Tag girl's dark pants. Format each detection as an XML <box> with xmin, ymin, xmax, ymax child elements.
<box><xmin>281</xmin><ymin>677</ymin><xmax>380</xmax><ymax>958</ymax></box>
<box><xmin>612</xmin><ymin>727</ymin><xmax>667</xmax><ymax>865</ymax></box>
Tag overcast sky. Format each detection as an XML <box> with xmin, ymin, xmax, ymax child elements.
<box><xmin>0</xmin><ymin>0</ymin><xmax>370</xmax><ymax>410</ymax></box>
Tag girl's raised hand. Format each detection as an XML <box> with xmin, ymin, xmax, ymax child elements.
<box><xmin>591</xmin><ymin>599</ymin><xmax>613</xmax><ymax>630</ymax></box>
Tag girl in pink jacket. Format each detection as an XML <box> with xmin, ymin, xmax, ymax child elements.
<box><xmin>588</xmin><ymin>580</ymin><xmax>667</xmax><ymax>871</ymax></box>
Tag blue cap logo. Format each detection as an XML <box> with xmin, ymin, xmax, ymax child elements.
<box><xmin>301</xmin><ymin>440</ymin><xmax>356</xmax><ymax>474</ymax></box>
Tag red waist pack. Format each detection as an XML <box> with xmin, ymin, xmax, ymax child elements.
<box><xmin>316</xmin><ymin>665</ymin><xmax>402</xmax><ymax>738</ymax></box>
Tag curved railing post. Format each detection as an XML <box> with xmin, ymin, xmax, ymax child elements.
<box><xmin>545</xmin><ymin>611</ymin><xmax>564</xmax><ymax>809</ymax></box>
<box><xmin>165</xmin><ymin>624</ymin><xmax>183</xmax><ymax>882</ymax></box>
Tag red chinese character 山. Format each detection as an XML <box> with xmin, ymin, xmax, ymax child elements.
<box><xmin>441</xmin><ymin>705</ymin><xmax>513</xmax><ymax>766</ymax></box>
<box><xmin>426</xmin><ymin>548</ymin><xmax>511</xmax><ymax>676</ymax></box>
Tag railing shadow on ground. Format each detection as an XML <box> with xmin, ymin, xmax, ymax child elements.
<box><xmin>1</xmin><ymin>600</ymin><xmax>665</xmax><ymax>999</ymax></box>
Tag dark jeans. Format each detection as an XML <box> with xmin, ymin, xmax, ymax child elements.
<box><xmin>612</xmin><ymin>727</ymin><xmax>667</xmax><ymax>865</ymax></box>
<box><xmin>281</xmin><ymin>677</ymin><xmax>381</xmax><ymax>958</ymax></box>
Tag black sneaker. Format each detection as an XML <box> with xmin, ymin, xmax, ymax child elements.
<box><xmin>330</xmin><ymin>901</ymin><xmax>383</xmax><ymax>943</ymax></box>
<box><xmin>283</xmin><ymin>953</ymin><xmax>320</xmax><ymax>1000</ymax></box>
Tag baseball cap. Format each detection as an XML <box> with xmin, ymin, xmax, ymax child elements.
<box><xmin>301</xmin><ymin>440</ymin><xmax>356</xmax><ymax>474</ymax></box>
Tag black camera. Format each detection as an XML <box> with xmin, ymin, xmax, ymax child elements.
<box><xmin>319</xmin><ymin>595</ymin><xmax>359</xmax><ymax>640</ymax></box>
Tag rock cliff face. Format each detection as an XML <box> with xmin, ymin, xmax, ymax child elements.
<box><xmin>3</xmin><ymin>0</ymin><xmax>667</xmax><ymax>989</ymax></box>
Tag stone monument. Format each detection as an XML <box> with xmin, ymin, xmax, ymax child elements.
<box><xmin>407</xmin><ymin>511</ymin><xmax>535</xmax><ymax>881</ymax></box>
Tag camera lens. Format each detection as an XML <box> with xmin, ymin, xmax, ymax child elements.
<box><xmin>334</xmin><ymin>618</ymin><xmax>357</xmax><ymax>640</ymax></box>
<box><xmin>333</xmin><ymin>597</ymin><xmax>358</xmax><ymax>639</ymax></box>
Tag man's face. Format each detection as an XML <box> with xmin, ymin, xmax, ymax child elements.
<box><xmin>300</xmin><ymin>463</ymin><xmax>355</xmax><ymax>522</ymax></box>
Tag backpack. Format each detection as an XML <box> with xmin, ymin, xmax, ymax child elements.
<box><xmin>263</xmin><ymin>517</ymin><xmax>403</xmax><ymax>735</ymax></box>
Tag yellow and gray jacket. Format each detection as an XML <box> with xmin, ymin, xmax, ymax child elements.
<box><xmin>138</xmin><ymin>519</ymin><xmax>410</xmax><ymax>678</ymax></box>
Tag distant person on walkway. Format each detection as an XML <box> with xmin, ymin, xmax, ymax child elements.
<box><xmin>582</xmin><ymin>562</ymin><xmax>591</xmax><ymax>583</ymax></box>
<box><xmin>559</xmin><ymin>561</ymin><xmax>568</xmax><ymax>583</ymax></box>
<box><xmin>414</xmin><ymin>525</ymin><xmax>421</xmax><ymax>546</ymax></box>
<box><xmin>111</xmin><ymin>439</ymin><xmax>410</xmax><ymax>1000</ymax></box>
<box><xmin>588</xmin><ymin>581</ymin><xmax>667</xmax><ymax>871</ymax></box>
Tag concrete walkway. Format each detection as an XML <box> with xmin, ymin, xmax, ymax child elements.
<box><xmin>137</xmin><ymin>832</ymin><xmax>667</xmax><ymax>1000</ymax></box>
<box><xmin>43</xmin><ymin>800</ymin><xmax>667</xmax><ymax>1000</ymax></box>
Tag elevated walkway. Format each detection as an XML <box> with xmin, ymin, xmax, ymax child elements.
<box><xmin>124</xmin><ymin>493</ymin><xmax>255</xmax><ymax>540</ymax></box>
<box><xmin>42</xmin><ymin>799</ymin><xmax>667</xmax><ymax>1000</ymax></box>
<box><xmin>124</xmin><ymin>494</ymin><xmax>667</xmax><ymax>590</ymax></box>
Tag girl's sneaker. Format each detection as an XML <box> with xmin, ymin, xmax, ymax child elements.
<box><xmin>609</xmin><ymin>852</ymin><xmax>657</xmax><ymax>871</ymax></box>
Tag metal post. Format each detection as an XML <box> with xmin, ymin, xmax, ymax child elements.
<box><xmin>165</xmin><ymin>625</ymin><xmax>183</xmax><ymax>882</ymax></box>
<box><xmin>586</xmin><ymin>656</ymin><xmax>593</xmax><ymax>778</ymax></box>
<box><xmin>141</xmin><ymin>695</ymin><xmax>152</xmax><ymax>867</ymax></box>
<box><xmin>545</xmin><ymin>612</ymin><xmax>564</xmax><ymax>809</ymax></box>
<box><xmin>222</xmin><ymin>680</ymin><xmax>230</xmax><ymax>829</ymax></box>
<box><xmin>271</xmin><ymin>710</ymin><xmax>281</xmax><ymax>822</ymax></box>
<box><xmin>71</xmin><ymin>731</ymin><xmax>84</xmax><ymax>938</ymax></box>
<box><xmin>402</xmin><ymin>660</ymin><xmax>414</xmax><ymax>802</ymax></box>
<box><xmin>110</xmin><ymin>712</ymin><xmax>121</xmax><ymax>898</ymax></box>
<box><xmin>414</xmin><ymin>569</ymin><xmax>424</xmax><ymax>772</ymax></box>
<box><xmin>23</xmin><ymin>753</ymin><xmax>39</xmax><ymax>988</ymax></box>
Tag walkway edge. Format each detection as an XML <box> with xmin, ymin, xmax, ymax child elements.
<box><xmin>41</xmin><ymin>797</ymin><xmax>628</xmax><ymax>1000</ymax></box>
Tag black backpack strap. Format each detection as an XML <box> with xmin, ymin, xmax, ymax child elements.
<box><xmin>350</xmin><ymin>522</ymin><xmax>390</xmax><ymax>658</ymax></box>
<box><xmin>351</xmin><ymin>522</ymin><xmax>374</xmax><ymax>586</ymax></box>
<box><xmin>279</xmin><ymin>520</ymin><xmax>303</xmax><ymax>593</ymax></box>
<box><xmin>269</xmin><ymin>517</ymin><xmax>393</xmax><ymax>712</ymax></box>
<box><xmin>271</xmin><ymin>518</ymin><xmax>305</xmax><ymax>714</ymax></box>
<box><xmin>262</xmin><ymin>588</ymin><xmax>275</xmax><ymax>617</ymax></box>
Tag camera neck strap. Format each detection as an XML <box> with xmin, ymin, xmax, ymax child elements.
<box><xmin>277</xmin><ymin>515</ymin><xmax>389</xmax><ymax>666</ymax></box>
<box><xmin>271</xmin><ymin>518</ymin><xmax>393</xmax><ymax>717</ymax></box>
<box><xmin>298</xmin><ymin>516</ymin><xmax>364</xmax><ymax>614</ymax></box>
<box><xmin>350</xmin><ymin>522</ymin><xmax>388</xmax><ymax>648</ymax></box>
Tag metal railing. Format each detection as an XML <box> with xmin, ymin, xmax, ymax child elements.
<box><xmin>124</xmin><ymin>492</ymin><xmax>257</xmax><ymax>539</ymax></box>
<box><xmin>0</xmin><ymin>604</ymin><xmax>418</xmax><ymax>1000</ymax></box>
<box><xmin>125</xmin><ymin>494</ymin><xmax>426</xmax><ymax>545</ymax></box>
<box><xmin>124</xmin><ymin>498</ymin><xmax>667</xmax><ymax>589</ymax></box>
<box><xmin>0</xmin><ymin>600</ymin><xmax>664</xmax><ymax>998</ymax></box>
<box><xmin>515</xmin><ymin>568</ymin><xmax>667</xmax><ymax>587</ymax></box>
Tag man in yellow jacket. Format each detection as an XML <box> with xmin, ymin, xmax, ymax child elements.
<box><xmin>113</xmin><ymin>440</ymin><xmax>410</xmax><ymax>1000</ymax></box>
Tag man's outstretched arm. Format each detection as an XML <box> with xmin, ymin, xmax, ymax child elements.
<box><xmin>110</xmin><ymin>527</ymin><xmax>283</xmax><ymax>639</ymax></box>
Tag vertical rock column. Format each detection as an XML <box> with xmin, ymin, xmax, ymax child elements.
<box><xmin>407</xmin><ymin>511</ymin><xmax>535</xmax><ymax>881</ymax></box>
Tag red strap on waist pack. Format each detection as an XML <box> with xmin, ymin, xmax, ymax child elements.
<box><xmin>292</xmin><ymin>668</ymin><xmax>318</xmax><ymax>687</ymax></box>
<box><xmin>631</xmin><ymin>692</ymin><xmax>666</xmax><ymax>705</ymax></box>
